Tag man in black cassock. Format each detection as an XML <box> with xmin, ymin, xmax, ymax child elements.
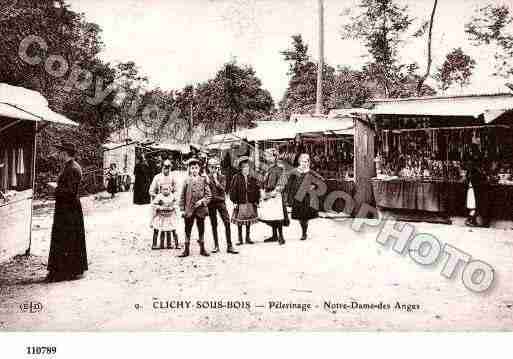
<box><xmin>46</xmin><ymin>141</ymin><xmax>88</xmax><ymax>282</ymax></box>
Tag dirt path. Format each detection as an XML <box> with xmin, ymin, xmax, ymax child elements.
<box><xmin>1</xmin><ymin>171</ymin><xmax>513</xmax><ymax>331</ymax></box>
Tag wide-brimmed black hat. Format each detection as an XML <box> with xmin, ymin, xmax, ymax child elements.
<box><xmin>54</xmin><ymin>141</ymin><xmax>77</xmax><ymax>155</ymax></box>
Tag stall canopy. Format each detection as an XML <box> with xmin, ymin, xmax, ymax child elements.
<box><xmin>0</xmin><ymin>83</ymin><xmax>78</xmax><ymax>128</ymax></box>
<box><xmin>207</xmin><ymin>116</ymin><xmax>355</xmax><ymax>146</ymax></box>
<box><xmin>330</xmin><ymin>93</ymin><xmax>513</xmax><ymax>123</ymax></box>
<box><xmin>148</xmin><ymin>142</ymin><xmax>190</xmax><ymax>153</ymax></box>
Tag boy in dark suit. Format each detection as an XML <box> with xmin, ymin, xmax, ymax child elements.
<box><xmin>178</xmin><ymin>158</ymin><xmax>212</xmax><ymax>257</ymax></box>
<box><xmin>206</xmin><ymin>158</ymin><xmax>238</xmax><ymax>254</ymax></box>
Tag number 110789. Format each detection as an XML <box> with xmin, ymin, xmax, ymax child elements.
<box><xmin>27</xmin><ymin>346</ymin><xmax>57</xmax><ymax>355</ymax></box>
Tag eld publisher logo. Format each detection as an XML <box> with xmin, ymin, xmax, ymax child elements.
<box><xmin>20</xmin><ymin>301</ymin><xmax>43</xmax><ymax>313</ymax></box>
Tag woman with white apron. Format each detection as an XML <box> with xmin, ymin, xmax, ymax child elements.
<box><xmin>258</xmin><ymin>148</ymin><xmax>290</xmax><ymax>245</ymax></box>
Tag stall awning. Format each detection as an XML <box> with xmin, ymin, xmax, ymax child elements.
<box><xmin>296</xmin><ymin>117</ymin><xmax>354</xmax><ymax>136</ymax></box>
<box><xmin>332</xmin><ymin>94</ymin><xmax>513</xmax><ymax>123</ymax></box>
<box><xmin>206</xmin><ymin>117</ymin><xmax>355</xmax><ymax>145</ymax></box>
<box><xmin>0</xmin><ymin>83</ymin><xmax>78</xmax><ymax>126</ymax></box>
<box><xmin>149</xmin><ymin>142</ymin><xmax>191</xmax><ymax>153</ymax></box>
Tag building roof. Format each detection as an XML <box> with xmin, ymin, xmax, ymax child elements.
<box><xmin>102</xmin><ymin>141</ymin><xmax>191</xmax><ymax>153</ymax></box>
<box><xmin>331</xmin><ymin>93</ymin><xmax>513</xmax><ymax>123</ymax></box>
<box><xmin>0</xmin><ymin>83</ymin><xmax>77</xmax><ymax>126</ymax></box>
<box><xmin>369</xmin><ymin>93</ymin><xmax>513</xmax><ymax>103</ymax></box>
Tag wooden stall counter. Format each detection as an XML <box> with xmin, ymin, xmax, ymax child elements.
<box><xmin>371</xmin><ymin>177</ymin><xmax>467</xmax><ymax>215</ymax></box>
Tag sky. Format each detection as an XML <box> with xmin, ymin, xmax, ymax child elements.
<box><xmin>67</xmin><ymin>0</ymin><xmax>512</xmax><ymax>103</ymax></box>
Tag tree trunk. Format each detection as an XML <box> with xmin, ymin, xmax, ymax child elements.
<box><xmin>417</xmin><ymin>0</ymin><xmax>438</xmax><ymax>96</ymax></box>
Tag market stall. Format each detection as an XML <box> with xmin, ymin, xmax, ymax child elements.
<box><xmin>359</xmin><ymin>94</ymin><xmax>513</xmax><ymax>223</ymax></box>
<box><xmin>102</xmin><ymin>141</ymin><xmax>191</xmax><ymax>190</ymax></box>
<box><xmin>0</xmin><ymin>83</ymin><xmax>77</xmax><ymax>262</ymax></box>
<box><xmin>205</xmin><ymin>116</ymin><xmax>358</xmax><ymax>213</ymax></box>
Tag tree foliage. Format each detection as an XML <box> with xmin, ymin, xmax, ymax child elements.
<box><xmin>341</xmin><ymin>0</ymin><xmax>414</xmax><ymax>97</ymax></box>
<box><xmin>0</xmin><ymin>0</ymin><xmax>129</xmax><ymax>193</ymax></box>
<box><xmin>186</xmin><ymin>61</ymin><xmax>273</xmax><ymax>133</ymax></box>
<box><xmin>278</xmin><ymin>33</ymin><xmax>433</xmax><ymax>116</ymax></box>
<box><xmin>465</xmin><ymin>4</ymin><xmax>513</xmax><ymax>78</ymax></box>
<box><xmin>131</xmin><ymin>61</ymin><xmax>274</xmax><ymax>142</ymax></box>
<box><xmin>279</xmin><ymin>34</ymin><xmax>337</xmax><ymax>115</ymax></box>
<box><xmin>434</xmin><ymin>48</ymin><xmax>476</xmax><ymax>91</ymax></box>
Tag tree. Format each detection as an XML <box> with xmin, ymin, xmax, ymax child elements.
<box><xmin>280</xmin><ymin>34</ymin><xmax>310</xmax><ymax>76</ymax></box>
<box><xmin>416</xmin><ymin>0</ymin><xmax>439</xmax><ymax>95</ymax></box>
<box><xmin>341</xmin><ymin>0</ymin><xmax>414</xmax><ymax>97</ymax></box>
<box><xmin>0</xmin><ymin>0</ymin><xmax>103</xmax><ymax>101</ymax></box>
<box><xmin>0</xmin><ymin>0</ymin><xmax>138</xmax><ymax>194</ymax></box>
<box><xmin>137</xmin><ymin>88</ymin><xmax>180</xmax><ymax>142</ymax></box>
<box><xmin>465</xmin><ymin>4</ymin><xmax>513</xmax><ymax>79</ymax></box>
<box><xmin>434</xmin><ymin>48</ymin><xmax>476</xmax><ymax>91</ymax></box>
<box><xmin>157</xmin><ymin>61</ymin><xmax>274</xmax><ymax>140</ymax></box>
<box><xmin>217</xmin><ymin>61</ymin><xmax>274</xmax><ymax>132</ymax></box>
<box><xmin>112</xmin><ymin>61</ymin><xmax>148</xmax><ymax>135</ymax></box>
<box><xmin>326</xmin><ymin>67</ymin><xmax>372</xmax><ymax>109</ymax></box>
<box><xmin>279</xmin><ymin>34</ymin><xmax>336</xmax><ymax>115</ymax></box>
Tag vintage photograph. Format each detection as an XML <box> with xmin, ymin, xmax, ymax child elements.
<box><xmin>1</xmin><ymin>0</ymin><xmax>513</xmax><ymax>332</ymax></box>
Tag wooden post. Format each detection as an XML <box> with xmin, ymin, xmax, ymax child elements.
<box><xmin>354</xmin><ymin>116</ymin><xmax>376</xmax><ymax>214</ymax></box>
<box><xmin>315</xmin><ymin>0</ymin><xmax>324</xmax><ymax>116</ymax></box>
<box><xmin>26</xmin><ymin>121</ymin><xmax>37</xmax><ymax>256</ymax></box>
<box><xmin>254</xmin><ymin>140</ymin><xmax>260</xmax><ymax>170</ymax></box>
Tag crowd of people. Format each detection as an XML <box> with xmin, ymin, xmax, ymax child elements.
<box><xmin>135</xmin><ymin>146</ymin><xmax>324</xmax><ymax>257</ymax></box>
<box><xmin>44</xmin><ymin>142</ymin><xmax>325</xmax><ymax>283</ymax></box>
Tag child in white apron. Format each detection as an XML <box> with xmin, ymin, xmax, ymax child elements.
<box><xmin>150</xmin><ymin>185</ymin><xmax>179</xmax><ymax>249</ymax></box>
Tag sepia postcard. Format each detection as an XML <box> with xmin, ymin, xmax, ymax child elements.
<box><xmin>1</xmin><ymin>0</ymin><xmax>513</xmax><ymax>341</ymax></box>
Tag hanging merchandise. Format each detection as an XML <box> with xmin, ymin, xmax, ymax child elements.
<box><xmin>448</xmin><ymin>130</ymin><xmax>452</xmax><ymax>161</ymax></box>
<box><xmin>2</xmin><ymin>149</ymin><xmax>8</xmax><ymax>190</ymax></box>
<box><xmin>434</xmin><ymin>128</ymin><xmax>438</xmax><ymax>156</ymax></box>
<box><xmin>16</xmin><ymin>147</ymin><xmax>25</xmax><ymax>175</ymax></box>
<box><xmin>11</xmin><ymin>148</ymin><xmax>17</xmax><ymax>187</ymax></box>
<box><xmin>384</xmin><ymin>130</ymin><xmax>389</xmax><ymax>156</ymax></box>
<box><xmin>430</xmin><ymin>129</ymin><xmax>434</xmax><ymax>158</ymax></box>
<box><xmin>0</xmin><ymin>148</ymin><xmax>5</xmax><ymax>191</ymax></box>
<box><xmin>471</xmin><ymin>129</ymin><xmax>479</xmax><ymax>145</ymax></box>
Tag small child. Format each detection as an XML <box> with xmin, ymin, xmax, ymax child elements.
<box><xmin>151</xmin><ymin>185</ymin><xmax>179</xmax><ymax>250</ymax></box>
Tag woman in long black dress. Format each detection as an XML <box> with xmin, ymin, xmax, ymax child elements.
<box><xmin>287</xmin><ymin>153</ymin><xmax>324</xmax><ymax>240</ymax></box>
<box><xmin>133</xmin><ymin>154</ymin><xmax>151</xmax><ymax>204</ymax></box>
<box><xmin>47</xmin><ymin>142</ymin><xmax>88</xmax><ymax>282</ymax></box>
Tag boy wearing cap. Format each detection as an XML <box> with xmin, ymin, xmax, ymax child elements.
<box><xmin>206</xmin><ymin>158</ymin><xmax>238</xmax><ymax>254</ymax></box>
<box><xmin>178</xmin><ymin>158</ymin><xmax>212</xmax><ymax>257</ymax></box>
